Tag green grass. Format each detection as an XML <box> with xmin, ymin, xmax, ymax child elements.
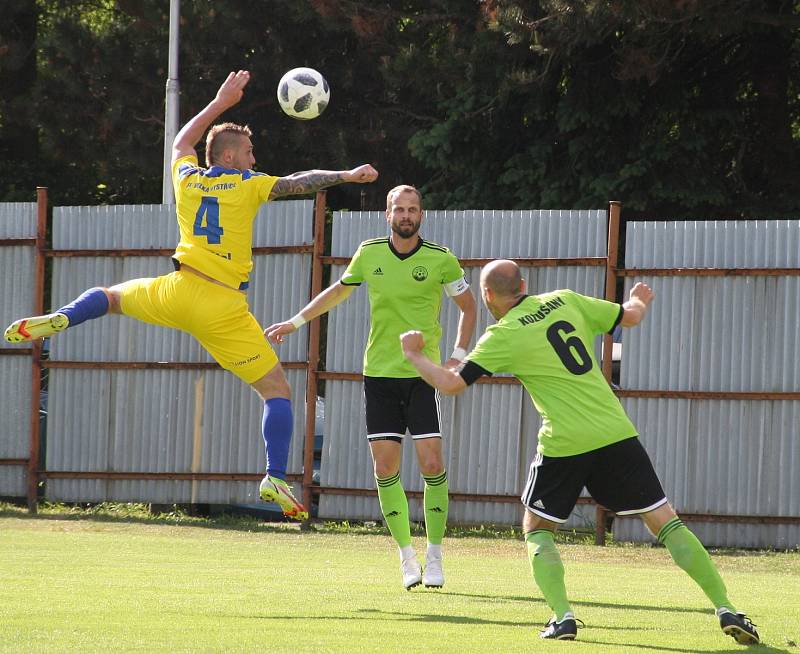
<box><xmin>0</xmin><ymin>503</ymin><xmax>798</xmax><ymax>654</ymax></box>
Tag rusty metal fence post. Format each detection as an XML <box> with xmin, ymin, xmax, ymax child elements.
<box><xmin>301</xmin><ymin>192</ymin><xmax>326</xmax><ymax>517</ymax></box>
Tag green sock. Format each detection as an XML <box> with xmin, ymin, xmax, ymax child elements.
<box><xmin>525</xmin><ymin>529</ymin><xmax>572</xmax><ymax>619</ymax></box>
<box><xmin>658</xmin><ymin>517</ymin><xmax>734</xmax><ymax>611</ymax></box>
<box><xmin>376</xmin><ymin>472</ymin><xmax>412</xmax><ymax>548</ymax></box>
<box><xmin>423</xmin><ymin>471</ymin><xmax>449</xmax><ymax>545</ymax></box>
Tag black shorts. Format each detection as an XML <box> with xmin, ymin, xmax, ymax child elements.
<box><xmin>521</xmin><ymin>437</ymin><xmax>667</xmax><ymax>523</ymax></box>
<box><xmin>363</xmin><ymin>376</ymin><xmax>441</xmax><ymax>442</ymax></box>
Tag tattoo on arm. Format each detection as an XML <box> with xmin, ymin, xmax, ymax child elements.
<box><xmin>271</xmin><ymin>171</ymin><xmax>346</xmax><ymax>198</ymax></box>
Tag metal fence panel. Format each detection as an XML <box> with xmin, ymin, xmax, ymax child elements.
<box><xmin>0</xmin><ymin>203</ymin><xmax>36</xmax><ymax>239</ymax></box>
<box><xmin>615</xmin><ymin>220</ymin><xmax>800</xmax><ymax>546</ymax></box>
<box><xmin>0</xmin><ymin>202</ymin><xmax>37</xmax><ymax>498</ymax></box>
<box><xmin>0</xmin><ymin>356</ymin><xmax>30</xmax><ymax>497</ymax></box>
<box><xmin>43</xmin><ymin>201</ymin><xmax>313</xmax><ymax>503</ymax></box>
<box><xmin>330</xmin><ymin>209</ymin><xmax>607</xmax><ymax>258</ymax></box>
<box><xmin>1</xmin><ymin>246</ymin><xmax>38</xmax><ymax>332</ymax></box>
<box><xmin>620</xmin><ymin>276</ymin><xmax>799</xmax><ymax>392</ymax></box>
<box><xmin>46</xmin><ymin>368</ymin><xmax>307</xmax><ymax>503</ymax></box>
<box><xmin>51</xmin><ymin>200</ymin><xmax>313</xmax><ymax>250</ymax></box>
<box><xmin>625</xmin><ymin>219</ymin><xmax>800</xmax><ymax>268</ymax></box>
<box><xmin>321</xmin><ymin>209</ymin><xmax>608</xmax><ymax>525</ymax></box>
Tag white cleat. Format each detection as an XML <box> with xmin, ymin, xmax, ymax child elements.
<box><xmin>423</xmin><ymin>553</ymin><xmax>444</xmax><ymax>588</ymax></box>
<box><xmin>401</xmin><ymin>556</ymin><xmax>422</xmax><ymax>590</ymax></box>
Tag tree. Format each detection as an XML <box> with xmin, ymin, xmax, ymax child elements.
<box><xmin>0</xmin><ymin>0</ymin><xmax>38</xmax><ymax>201</ymax></box>
<box><xmin>2</xmin><ymin>0</ymin><xmax>797</xmax><ymax>218</ymax></box>
<box><xmin>462</xmin><ymin>0</ymin><xmax>800</xmax><ymax>216</ymax></box>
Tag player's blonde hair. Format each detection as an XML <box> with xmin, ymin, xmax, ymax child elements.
<box><xmin>205</xmin><ymin>123</ymin><xmax>252</xmax><ymax>166</ymax></box>
<box><xmin>386</xmin><ymin>184</ymin><xmax>422</xmax><ymax>210</ymax></box>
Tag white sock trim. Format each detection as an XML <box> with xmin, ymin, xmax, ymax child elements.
<box><xmin>426</xmin><ymin>543</ymin><xmax>442</xmax><ymax>560</ymax></box>
<box><xmin>399</xmin><ymin>545</ymin><xmax>416</xmax><ymax>562</ymax></box>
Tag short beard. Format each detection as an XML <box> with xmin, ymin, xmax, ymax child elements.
<box><xmin>391</xmin><ymin>221</ymin><xmax>420</xmax><ymax>239</ymax></box>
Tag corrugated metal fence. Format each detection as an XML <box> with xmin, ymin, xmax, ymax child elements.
<box><xmin>1</xmin><ymin>195</ymin><xmax>315</xmax><ymax>507</ymax></box>
<box><xmin>0</xmin><ymin>201</ymin><xmax>38</xmax><ymax>499</ymax></box>
<box><xmin>1</xmin><ymin>192</ymin><xmax>798</xmax><ymax>548</ymax></box>
<box><xmin>615</xmin><ymin>220</ymin><xmax>800</xmax><ymax>547</ymax></box>
<box><xmin>319</xmin><ymin>209</ymin><xmax>609</xmax><ymax>529</ymax></box>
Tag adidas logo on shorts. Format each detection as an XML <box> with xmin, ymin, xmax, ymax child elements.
<box><xmin>533</xmin><ymin>499</ymin><xmax>546</xmax><ymax>509</ymax></box>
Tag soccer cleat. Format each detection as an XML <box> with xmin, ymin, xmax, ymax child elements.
<box><xmin>4</xmin><ymin>312</ymin><xmax>69</xmax><ymax>343</ymax></box>
<box><xmin>401</xmin><ymin>556</ymin><xmax>423</xmax><ymax>590</ymax></box>
<box><xmin>718</xmin><ymin>609</ymin><xmax>760</xmax><ymax>645</ymax></box>
<box><xmin>259</xmin><ymin>475</ymin><xmax>308</xmax><ymax>521</ymax></box>
<box><xmin>539</xmin><ymin>612</ymin><xmax>582</xmax><ymax>640</ymax></box>
<box><xmin>422</xmin><ymin>553</ymin><xmax>444</xmax><ymax>588</ymax></box>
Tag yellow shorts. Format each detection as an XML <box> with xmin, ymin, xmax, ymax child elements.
<box><xmin>117</xmin><ymin>271</ymin><xmax>278</xmax><ymax>384</ymax></box>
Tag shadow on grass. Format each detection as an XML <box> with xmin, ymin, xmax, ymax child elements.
<box><xmin>355</xmin><ymin>607</ymin><xmax>531</xmax><ymax>627</ymax></box>
<box><xmin>242</xmin><ymin>608</ymin><xmax>532</xmax><ymax>628</ymax></box>
<box><xmin>244</xmin><ymin>608</ymin><xmax>792</xmax><ymax>652</ymax></box>
<box><xmin>249</xmin><ymin>609</ymin><xmax>792</xmax><ymax>653</ymax></box>
<box><xmin>577</xmin><ymin>637</ymin><xmax>790</xmax><ymax>654</ymax></box>
<box><xmin>437</xmin><ymin>590</ymin><xmax>711</xmax><ymax>615</ymax></box>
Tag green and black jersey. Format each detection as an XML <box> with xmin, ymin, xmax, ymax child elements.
<box><xmin>341</xmin><ymin>237</ymin><xmax>467</xmax><ymax>378</ymax></box>
<box><xmin>462</xmin><ymin>289</ymin><xmax>635</xmax><ymax>457</ymax></box>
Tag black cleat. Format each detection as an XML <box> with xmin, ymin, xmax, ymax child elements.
<box><xmin>719</xmin><ymin>610</ymin><xmax>760</xmax><ymax>645</ymax></box>
<box><xmin>539</xmin><ymin>613</ymin><xmax>582</xmax><ymax>640</ymax></box>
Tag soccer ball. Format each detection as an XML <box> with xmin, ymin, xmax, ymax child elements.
<box><xmin>277</xmin><ymin>67</ymin><xmax>330</xmax><ymax>120</ymax></box>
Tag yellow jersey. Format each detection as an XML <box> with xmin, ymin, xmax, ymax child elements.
<box><xmin>171</xmin><ymin>154</ymin><xmax>279</xmax><ymax>289</ymax></box>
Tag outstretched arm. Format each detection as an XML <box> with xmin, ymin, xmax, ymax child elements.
<box><xmin>269</xmin><ymin>165</ymin><xmax>378</xmax><ymax>199</ymax></box>
<box><xmin>172</xmin><ymin>70</ymin><xmax>250</xmax><ymax>162</ymax></box>
<box><xmin>620</xmin><ymin>282</ymin><xmax>655</xmax><ymax>327</ymax></box>
<box><xmin>400</xmin><ymin>331</ymin><xmax>468</xmax><ymax>396</ymax></box>
<box><xmin>266</xmin><ymin>281</ymin><xmax>356</xmax><ymax>344</ymax></box>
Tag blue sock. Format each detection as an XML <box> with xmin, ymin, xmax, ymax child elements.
<box><xmin>57</xmin><ymin>288</ymin><xmax>109</xmax><ymax>327</ymax></box>
<box><xmin>262</xmin><ymin>398</ymin><xmax>293</xmax><ymax>480</ymax></box>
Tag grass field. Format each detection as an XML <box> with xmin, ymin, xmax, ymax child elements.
<box><xmin>1</xmin><ymin>503</ymin><xmax>798</xmax><ymax>654</ymax></box>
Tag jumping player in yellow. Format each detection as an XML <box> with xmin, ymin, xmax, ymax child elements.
<box><xmin>400</xmin><ymin>260</ymin><xmax>759</xmax><ymax>645</ymax></box>
<box><xmin>4</xmin><ymin>70</ymin><xmax>378</xmax><ymax>520</ymax></box>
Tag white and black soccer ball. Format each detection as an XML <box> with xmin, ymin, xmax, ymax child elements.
<box><xmin>277</xmin><ymin>67</ymin><xmax>330</xmax><ymax>120</ymax></box>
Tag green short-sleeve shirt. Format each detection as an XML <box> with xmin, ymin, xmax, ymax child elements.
<box><xmin>466</xmin><ymin>289</ymin><xmax>636</xmax><ymax>457</ymax></box>
<box><xmin>342</xmin><ymin>238</ymin><xmax>467</xmax><ymax>377</ymax></box>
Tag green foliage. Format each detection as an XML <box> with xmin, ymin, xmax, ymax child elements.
<box><xmin>0</xmin><ymin>0</ymin><xmax>797</xmax><ymax>216</ymax></box>
<box><xmin>470</xmin><ymin>0</ymin><xmax>800</xmax><ymax>216</ymax></box>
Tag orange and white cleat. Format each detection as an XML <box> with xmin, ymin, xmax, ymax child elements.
<box><xmin>259</xmin><ymin>475</ymin><xmax>308</xmax><ymax>521</ymax></box>
<box><xmin>4</xmin><ymin>312</ymin><xmax>69</xmax><ymax>343</ymax></box>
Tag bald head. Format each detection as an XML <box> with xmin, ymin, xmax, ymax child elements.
<box><xmin>481</xmin><ymin>259</ymin><xmax>523</xmax><ymax>298</ymax></box>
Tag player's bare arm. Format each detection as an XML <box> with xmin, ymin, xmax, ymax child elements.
<box><xmin>172</xmin><ymin>70</ymin><xmax>250</xmax><ymax>162</ymax></box>
<box><xmin>400</xmin><ymin>331</ymin><xmax>468</xmax><ymax>396</ymax></box>
<box><xmin>444</xmin><ymin>289</ymin><xmax>477</xmax><ymax>369</ymax></box>
<box><xmin>269</xmin><ymin>164</ymin><xmax>378</xmax><ymax>199</ymax></box>
<box><xmin>266</xmin><ymin>281</ymin><xmax>355</xmax><ymax>344</ymax></box>
<box><xmin>620</xmin><ymin>282</ymin><xmax>655</xmax><ymax>327</ymax></box>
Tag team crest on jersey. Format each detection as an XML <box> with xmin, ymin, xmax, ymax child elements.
<box><xmin>412</xmin><ymin>266</ymin><xmax>428</xmax><ymax>282</ymax></box>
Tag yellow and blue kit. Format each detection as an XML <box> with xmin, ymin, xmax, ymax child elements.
<box><xmin>117</xmin><ymin>154</ymin><xmax>280</xmax><ymax>383</ymax></box>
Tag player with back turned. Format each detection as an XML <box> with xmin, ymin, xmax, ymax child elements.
<box><xmin>4</xmin><ymin>70</ymin><xmax>378</xmax><ymax>520</ymax></box>
<box><xmin>400</xmin><ymin>259</ymin><xmax>759</xmax><ymax>645</ymax></box>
